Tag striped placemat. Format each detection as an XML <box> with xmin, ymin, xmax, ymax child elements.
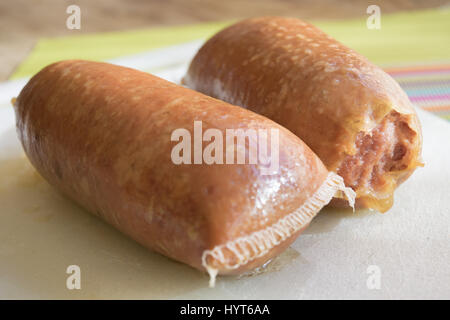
<box><xmin>386</xmin><ymin>65</ymin><xmax>450</xmax><ymax>120</ymax></box>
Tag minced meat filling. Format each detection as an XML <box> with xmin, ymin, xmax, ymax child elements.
<box><xmin>337</xmin><ymin>111</ymin><xmax>417</xmax><ymax>198</ymax></box>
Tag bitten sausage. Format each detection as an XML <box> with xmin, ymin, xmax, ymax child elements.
<box><xmin>184</xmin><ymin>17</ymin><xmax>423</xmax><ymax>212</ymax></box>
<box><xmin>14</xmin><ymin>60</ymin><xmax>354</xmax><ymax>286</ymax></box>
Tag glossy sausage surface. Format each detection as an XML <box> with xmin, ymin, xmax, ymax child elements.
<box><xmin>184</xmin><ymin>17</ymin><xmax>423</xmax><ymax>212</ymax></box>
<box><xmin>15</xmin><ymin>60</ymin><xmax>354</xmax><ymax>285</ymax></box>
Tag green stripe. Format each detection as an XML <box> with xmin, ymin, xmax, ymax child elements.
<box><xmin>10</xmin><ymin>21</ymin><xmax>232</xmax><ymax>79</ymax></box>
<box><xmin>9</xmin><ymin>7</ymin><xmax>450</xmax><ymax>79</ymax></box>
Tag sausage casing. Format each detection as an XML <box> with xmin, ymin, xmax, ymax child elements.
<box><xmin>15</xmin><ymin>60</ymin><xmax>354</xmax><ymax>285</ymax></box>
<box><xmin>184</xmin><ymin>17</ymin><xmax>423</xmax><ymax>212</ymax></box>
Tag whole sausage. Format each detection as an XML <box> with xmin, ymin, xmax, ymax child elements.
<box><xmin>184</xmin><ymin>17</ymin><xmax>423</xmax><ymax>212</ymax></box>
<box><xmin>14</xmin><ymin>60</ymin><xmax>354</xmax><ymax>286</ymax></box>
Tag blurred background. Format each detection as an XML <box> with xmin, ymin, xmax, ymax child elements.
<box><xmin>1</xmin><ymin>0</ymin><xmax>449</xmax><ymax>119</ymax></box>
<box><xmin>1</xmin><ymin>0</ymin><xmax>449</xmax><ymax>80</ymax></box>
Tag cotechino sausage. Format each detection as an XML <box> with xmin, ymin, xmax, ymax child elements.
<box><xmin>184</xmin><ymin>17</ymin><xmax>423</xmax><ymax>212</ymax></box>
<box><xmin>15</xmin><ymin>60</ymin><xmax>354</xmax><ymax>286</ymax></box>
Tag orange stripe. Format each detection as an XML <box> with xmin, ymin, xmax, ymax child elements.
<box><xmin>421</xmin><ymin>105</ymin><xmax>450</xmax><ymax>112</ymax></box>
<box><xmin>384</xmin><ymin>65</ymin><xmax>450</xmax><ymax>74</ymax></box>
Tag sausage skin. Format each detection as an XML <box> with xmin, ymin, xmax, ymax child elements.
<box><xmin>15</xmin><ymin>60</ymin><xmax>354</xmax><ymax>285</ymax></box>
<box><xmin>184</xmin><ymin>17</ymin><xmax>423</xmax><ymax>212</ymax></box>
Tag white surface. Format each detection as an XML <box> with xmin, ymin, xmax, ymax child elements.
<box><xmin>0</xmin><ymin>46</ymin><xmax>449</xmax><ymax>299</ymax></box>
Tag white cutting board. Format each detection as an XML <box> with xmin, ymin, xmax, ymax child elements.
<box><xmin>0</xmin><ymin>45</ymin><xmax>449</xmax><ymax>299</ymax></box>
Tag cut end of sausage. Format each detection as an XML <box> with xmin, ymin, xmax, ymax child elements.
<box><xmin>336</xmin><ymin>110</ymin><xmax>422</xmax><ymax>212</ymax></box>
<box><xmin>201</xmin><ymin>172</ymin><xmax>355</xmax><ymax>287</ymax></box>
